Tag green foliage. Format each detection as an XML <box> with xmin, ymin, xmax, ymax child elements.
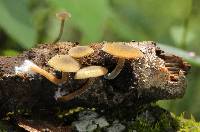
<box><xmin>2</xmin><ymin>49</ymin><xmax>19</xmax><ymax>56</ymax></box>
<box><xmin>47</xmin><ymin>0</ymin><xmax>112</xmax><ymax>43</ymax></box>
<box><xmin>0</xmin><ymin>0</ymin><xmax>37</xmax><ymax>49</ymax></box>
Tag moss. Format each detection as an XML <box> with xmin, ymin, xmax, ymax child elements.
<box><xmin>127</xmin><ymin>106</ymin><xmax>200</xmax><ymax>132</ymax></box>
<box><xmin>127</xmin><ymin>110</ymin><xmax>178</xmax><ymax>132</ymax></box>
<box><xmin>175</xmin><ymin>113</ymin><xmax>200</xmax><ymax>132</ymax></box>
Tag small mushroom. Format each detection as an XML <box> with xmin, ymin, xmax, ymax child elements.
<box><xmin>53</xmin><ymin>11</ymin><xmax>71</xmax><ymax>43</ymax></box>
<box><xmin>68</xmin><ymin>46</ymin><xmax>94</xmax><ymax>58</ymax></box>
<box><xmin>74</xmin><ymin>66</ymin><xmax>108</xmax><ymax>79</ymax></box>
<box><xmin>56</xmin><ymin>11</ymin><xmax>71</xmax><ymax>21</ymax></box>
<box><xmin>58</xmin><ymin>66</ymin><xmax>108</xmax><ymax>102</ymax></box>
<box><xmin>48</xmin><ymin>55</ymin><xmax>80</xmax><ymax>72</ymax></box>
<box><xmin>48</xmin><ymin>55</ymin><xmax>81</xmax><ymax>84</ymax></box>
<box><xmin>102</xmin><ymin>42</ymin><xmax>144</xmax><ymax>79</ymax></box>
<box><xmin>15</xmin><ymin>60</ymin><xmax>67</xmax><ymax>85</ymax></box>
<box><xmin>15</xmin><ymin>55</ymin><xmax>80</xmax><ymax>85</ymax></box>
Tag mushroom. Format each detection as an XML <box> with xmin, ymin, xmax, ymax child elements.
<box><xmin>102</xmin><ymin>42</ymin><xmax>144</xmax><ymax>79</ymax></box>
<box><xmin>48</xmin><ymin>55</ymin><xmax>81</xmax><ymax>84</ymax></box>
<box><xmin>15</xmin><ymin>60</ymin><xmax>68</xmax><ymax>85</ymax></box>
<box><xmin>74</xmin><ymin>66</ymin><xmax>108</xmax><ymax>79</ymax></box>
<box><xmin>53</xmin><ymin>11</ymin><xmax>71</xmax><ymax>43</ymax></box>
<box><xmin>58</xmin><ymin>66</ymin><xmax>108</xmax><ymax>102</ymax></box>
<box><xmin>15</xmin><ymin>55</ymin><xmax>80</xmax><ymax>85</ymax></box>
<box><xmin>68</xmin><ymin>46</ymin><xmax>94</xmax><ymax>58</ymax></box>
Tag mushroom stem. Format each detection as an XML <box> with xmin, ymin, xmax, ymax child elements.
<box><xmin>30</xmin><ymin>66</ymin><xmax>68</xmax><ymax>85</ymax></box>
<box><xmin>104</xmin><ymin>58</ymin><xmax>125</xmax><ymax>79</ymax></box>
<box><xmin>58</xmin><ymin>78</ymin><xmax>96</xmax><ymax>102</ymax></box>
<box><xmin>61</xmin><ymin>72</ymin><xmax>69</xmax><ymax>83</ymax></box>
<box><xmin>53</xmin><ymin>20</ymin><xmax>65</xmax><ymax>43</ymax></box>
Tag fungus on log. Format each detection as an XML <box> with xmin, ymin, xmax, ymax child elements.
<box><xmin>0</xmin><ymin>41</ymin><xmax>191</xmax><ymax>114</ymax></box>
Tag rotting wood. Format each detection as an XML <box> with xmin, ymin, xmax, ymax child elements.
<box><xmin>0</xmin><ymin>41</ymin><xmax>191</xmax><ymax>115</ymax></box>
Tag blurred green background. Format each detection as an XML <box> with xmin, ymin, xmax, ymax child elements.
<box><xmin>0</xmin><ymin>0</ymin><xmax>200</xmax><ymax>120</ymax></box>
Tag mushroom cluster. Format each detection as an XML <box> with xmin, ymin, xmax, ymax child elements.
<box><xmin>15</xmin><ymin>42</ymin><xmax>144</xmax><ymax>102</ymax></box>
<box><xmin>15</xmin><ymin>12</ymin><xmax>142</xmax><ymax>102</ymax></box>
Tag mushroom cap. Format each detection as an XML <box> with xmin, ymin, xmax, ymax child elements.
<box><xmin>68</xmin><ymin>46</ymin><xmax>94</xmax><ymax>58</ymax></box>
<box><xmin>102</xmin><ymin>42</ymin><xmax>144</xmax><ymax>59</ymax></box>
<box><xmin>56</xmin><ymin>11</ymin><xmax>71</xmax><ymax>20</ymax></box>
<box><xmin>74</xmin><ymin>66</ymin><xmax>108</xmax><ymax>79</ymax></box>
<box><xmin>48</xmin><ymin>55</ymin><xmax>80</xmax><ymax>72</ymax></box>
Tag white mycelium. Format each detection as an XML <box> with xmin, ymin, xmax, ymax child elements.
<box><xmin>15</xmin><ymin>60</ymin><xmax>38</xmax><ymax>75</ymax></box>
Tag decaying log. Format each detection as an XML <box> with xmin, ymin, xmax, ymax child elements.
<box><xmin>0</xmin><ymin>41</ymin><xmax>190</xmax><ymax>115</ymax></box>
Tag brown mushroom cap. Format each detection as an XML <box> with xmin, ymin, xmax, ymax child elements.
<box><xmin>48</xmin><ymin>55</ymin><xmax>80</xmax><ymax>72</ymax></box>
<box><xmin>102</xmin><ymin>42</ymin><xmax>144</xmax><ymax>58</ymax></box>
<box><xmin>68</xmin><ymin>46</ymin><xmax>94</xmax><ymax>58</ymax></box>
<box><xmin>56</xmin><ymin>11</ymin><xmax>71</xmax><ymax>20</ymax></box>
<box><xmin>74</xmin><ymin>66</ymin><xmax>108</xmax><ymax>79</ymax></box>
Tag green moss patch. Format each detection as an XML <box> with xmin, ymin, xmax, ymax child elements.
<box><xmin>127</xmin><ymin>106</ymin><xmax>200</xmax><ymax>132</ymax></box>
